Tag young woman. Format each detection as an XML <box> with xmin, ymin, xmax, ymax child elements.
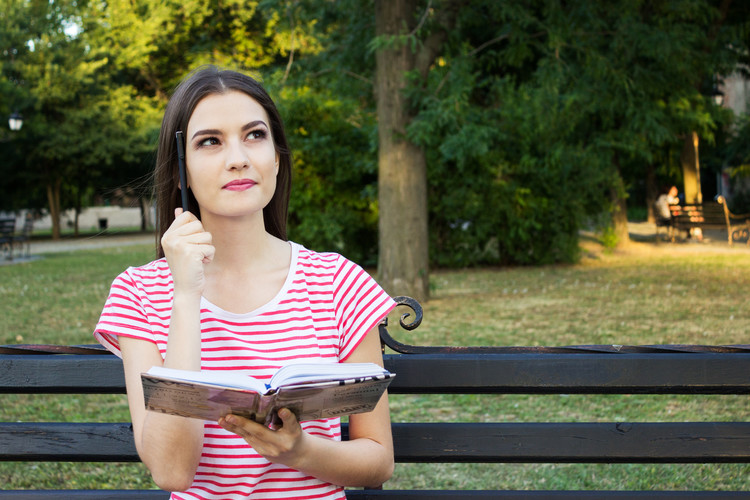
<box><xmin>94</xmin><ymin>66</ymin><xmax>396</xmax><ymax>499</ymax></box>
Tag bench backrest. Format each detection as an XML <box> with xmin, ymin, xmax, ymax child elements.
<box><xmin>0</xmin><ymin>218</ymin><xmax>15</xmax><ymax>239</ymax></box>
<box><xmin>669</xmin><ymin>202</ymin><xmax>727</xmax><ymax>225</ymax></box>
<box><xmin>2</xmin><ymin>345</ymin><xmax>749</xmax><ymax>464</ymax></box>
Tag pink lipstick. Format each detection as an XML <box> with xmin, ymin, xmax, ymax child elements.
<box><xmin>223</xmin><ymin>179</ymin><xmax>256</xmax><ymax>191</ymax></box>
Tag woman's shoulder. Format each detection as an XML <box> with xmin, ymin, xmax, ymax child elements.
<box><xmin>114</xmin><ymin>258</ymin><xmax>172</xmax><ymax>287</ymax></box>
<box><xmin>292</xmin><ymin>242</ymin><xmax>344</xmax><ymax>268</ymax></box>
<box><xmin>291</xmin><ymin>242</ymin><xmax>375</xmax><ymax>286</ymax></box>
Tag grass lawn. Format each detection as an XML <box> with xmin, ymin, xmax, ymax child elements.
<box><xmin>1</xmin><ymin>236</ymin><xmax>749</xmax><ymax>491</ymax></box>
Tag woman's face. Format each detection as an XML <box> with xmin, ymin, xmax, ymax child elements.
<box><xmin>184</xmin><ymin>90</ymin><xmax>279</xmax><ymax>222</ymax></box>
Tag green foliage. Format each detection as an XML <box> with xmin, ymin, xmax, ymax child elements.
<box><xmin>275</xmin><ymin>83</ymin><xmax>380</xmax><ymax>264</ymax></box>
<box><xmin>403</xmin><ymin>3</ymin><xmax>615</xmax><ymax>266</ymax></box>
<box><xmin>0</xmin><ymin>0</ymin><xmax>163</xmax><ymax>216</ymax></box>
<box><xmin>3</xmin><ymin>0</ymin><xmax>750</xmax><ymax>264</ymax></box>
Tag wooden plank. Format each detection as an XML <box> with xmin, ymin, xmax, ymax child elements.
<box><xmin>0</xmin><ymin>423</ymin><xmax>139</xmax><ymax>461</ymax></box>
<box><xmin>0</xmin><ymin>493</ymin><xmax>168</xmax><ymax>500</ymax></box>
<box><xmin>4</xmin><ymin>422</ymin><xmax>748</xmax><ymax>463</ymax></box>
<box><xmin>347</xmin><ymin>493</ymin><xmax>750</xmax><ymax>499</ymax></box>
<box><xmin>3</xmin><ymin>353</ymin><xmax>750</xmax><ymax>394</ymax></box>
<box><xmin>0</xmin><ymin>355</ymin><xmax>125</xmax><ymax>393</ymax></box>
<box><xmin>385</xmin><ymin>354</ymin><xmax>750</xmax><ymax>394</ymax></box>
<box><xmin>388</xmin><ymin>423</ymin><xmax>750</xmax><ymax>463</ymax></box>
<box><xmin>0</xmin><ymin>491</ymin><xmax>746</xmax><ymax>499</ymax></box>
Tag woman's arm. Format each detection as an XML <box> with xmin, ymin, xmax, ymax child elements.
<box><xmin>219</xmin><ymin>324</ymin><xmax>394</xmax><ymax>487</ymax></box>
<box><xmin>120</xmin><ymin>336</ymin><xmax>204</xmax><ymax>491</ymax></box>
<box><xmin>120</xmin><ymin>209</ymin><xmax>215</xmax><ymax>491</ymax></box>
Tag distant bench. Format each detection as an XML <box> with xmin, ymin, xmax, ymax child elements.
<box><xmin>1</xmin><ymin>297</ymin><xmax>749</xmax><ymax>498</ymax></box>
<box><xmin>665</xmin><ymin>197</ymin><xmax>750</xmax><ymax>244</ymax></box>
<box><xmin>0</xmin><ymin>215</ymin><xmax>33</xmax><ymax>260</ymax></box>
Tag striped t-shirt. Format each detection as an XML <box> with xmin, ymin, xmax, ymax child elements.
<box><xmin>94</xmin><ymin>241</ymin><xmax>396</xmax><ymax>500</ymax></box>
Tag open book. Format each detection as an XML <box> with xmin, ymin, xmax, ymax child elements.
<box><xmin>141</xmin><ymin>362</ymin><xmax>394</xmax><ymax>425</ymax></box>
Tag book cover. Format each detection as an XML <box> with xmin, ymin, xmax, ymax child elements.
<box><xmin>141</xmin><ymin>362</ymin><xmax>394</xmax><ymax>425</ymax></box>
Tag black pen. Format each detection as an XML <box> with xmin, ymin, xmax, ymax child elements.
<box><xmin>175</xmin><ymin>131</ymin><xmax>189</xmax><ymax>212</ymax></box>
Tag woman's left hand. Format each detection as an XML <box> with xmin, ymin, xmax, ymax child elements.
<box><xmin>218</xmin><ymin>409</ymin><xmax>307</xmax><ymax>466</ymax></box>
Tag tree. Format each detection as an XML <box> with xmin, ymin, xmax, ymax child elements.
<box><xmin>374</xmin><ymin>1</ymin><xmax>459</xmax><ymax>302</ymax></box>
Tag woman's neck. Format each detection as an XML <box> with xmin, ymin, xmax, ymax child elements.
<box><xmin>201</xmin><ymin>213</ymin><xmax>283</xmax><ymax>273</ymax></box>
<box><xmin>198</xmin><ymin>213</ymin><xmax>292</xmax><ymax>314</ymax></box>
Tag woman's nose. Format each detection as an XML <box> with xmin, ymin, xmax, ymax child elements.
<box><xmin>225</xmin><ymin>141</ymin><xmax>250</xmax><ymax>170</ymax></box>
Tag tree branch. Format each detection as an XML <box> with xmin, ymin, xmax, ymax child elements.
<box><xmin>408</xmin><ymin>0</ymin><xmax>432</xmax><ymax>37</ymax></box>
<box><xmin>308</xmin><ymin>68</ymin><xmax>373</xmax><ymax>86</ymax></box>
<box><xmin>414</xmin><ymin>0</ymin><xmax>463</xmax><ymax>79</ymax></box>
<box><xmin>281</xmin><ymin>1</ymin><xmax>297</xmax><ymax>85</ymax></box>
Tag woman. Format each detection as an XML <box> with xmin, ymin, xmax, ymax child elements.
<box><xmin>94</xmin><ymin>66</ymin><xmax>396</xmax><ymax>499</ymax></box>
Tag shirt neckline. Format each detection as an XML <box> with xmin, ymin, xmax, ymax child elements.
<box><xmin>199</xmin><ymin>241</ymin><xmax>300</xmax><ymax>319</ymax></box>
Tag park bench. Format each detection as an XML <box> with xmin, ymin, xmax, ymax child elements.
<box><xmin>666</xmin><ymin>197</ymin><xmax>750</xmax><ymax>245</ymax></box>
<box><xmin>13</xmin><ymin>215</ymin><xmax>33</xmax><ymax>259</ymax></box>
<box><xmin>1</xmin><ymin>296</ymin><xmax>749</xmax><ymax>498</ymax></box>
<box><xmin>0</xmin><ymin>217</ymin><xmax>16</xmax><ymax>260</ymax></box>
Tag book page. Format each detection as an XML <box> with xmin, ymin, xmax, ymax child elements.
<box><xmin>145</xmin><ymin>366</ymin><xmax>268</xmax><ymax>393</ymax></box>
<box><xmin>270</xmin><ymin>362</ymin><xmax>391</xmax><ymax>389</ymax></box>
<box><xmin>273</xmin><ymin>375</ymin><xmax>393</xmax><ymax>421</ymax></box>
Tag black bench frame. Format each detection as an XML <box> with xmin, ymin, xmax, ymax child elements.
<box><xmin>1</xmin><ymin>297</ymin><xmax>749</xmax><ymax>498</ymax></box>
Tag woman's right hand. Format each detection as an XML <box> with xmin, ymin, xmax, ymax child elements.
<box><xmin>161</xmin><ymin>208</ymin><xmax>215</xmax><ymax>298</ymax></box>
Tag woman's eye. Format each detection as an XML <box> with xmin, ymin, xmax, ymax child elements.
<box><xmin>247</xmin><ymin>129</ymin><xmax>267</xmax><ymax>140</ymax></box>
<box><xmin>197</xmin><ymin>137</ymin><xmax>220</xmax><ymax>147</ymax></box>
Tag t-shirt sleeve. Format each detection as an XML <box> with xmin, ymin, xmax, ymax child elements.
<box><xmin>93</xmin><ymin>268</ymin><xmax>159</xmax><ymax>358</ymax></box>
<box><xmin>332</xmin><ymin>256</ymin><xmax>397</xmax><ymax>361</ymax></box>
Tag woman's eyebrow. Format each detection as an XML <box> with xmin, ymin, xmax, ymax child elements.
<box><xmin>191</xmin><ymin>121</ymin><xmax>268</xmax><ymax>141</ymax></box>
<box><xmin>242</xmin><ymin>120</ymin><xmax>268</xmax><ymax>132</ymax></box>
<box><xmin>191</xmin><ymin>128</ymin><xmax>221</xmax><ymax>140</ymax></box>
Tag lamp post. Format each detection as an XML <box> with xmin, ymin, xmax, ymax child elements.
<box><xmin>8</xmin><ymin>112</ymin><xmax>23</xmax><ymax>131</ymax></box>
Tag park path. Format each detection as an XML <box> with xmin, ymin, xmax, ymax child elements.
<box><xmin>0</xmin><ymin>232</ymin><xmax>155</xmax><ymax>265</ymax></box>
<box><xmin>29</xmin><ymin>232</ymin><xmax>155</xmax><ymax>254</ymax></box>
<box><xmin>3</xmin><ymin>222</ymin><xmax>749</xmax><ymax>266</ymax></box>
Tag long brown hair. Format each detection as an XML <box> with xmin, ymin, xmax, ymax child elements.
<box><xmin>153</xmin><ymin>66</ymin><xmax>292</xmax><ymax>258</ymax></box>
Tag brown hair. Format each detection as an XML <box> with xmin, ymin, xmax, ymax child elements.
<box><xmin>153</xmin><ymin>65</ymin><xmax>292</xmax><ymax>258</ymax></box>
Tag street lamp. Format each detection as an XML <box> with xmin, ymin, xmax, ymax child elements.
<box><xmin>8</xmin><ymin>112</ymin><xmax>23</xmax><ymax>131</ymax></box>
<box><xmin>712</xmin><ymin>90</ymin><xmax>724</xmax><ymax>106</ymax></box>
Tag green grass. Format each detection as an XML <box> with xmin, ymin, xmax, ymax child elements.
<box><xmin>1</xmin><ymin>239</ymin><xmax>749</xmax><ymax>491</ymax></box>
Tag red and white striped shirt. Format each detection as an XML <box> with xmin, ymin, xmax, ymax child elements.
<box><xmin>94</xmin><ymin>242</ymin><xmax>396</xmax><ymax>500</ymax></box>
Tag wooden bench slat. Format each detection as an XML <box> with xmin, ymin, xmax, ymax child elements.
<box><xmin>0</xmin><ymin>492</ymin><xmax>168</xmax><ymax>500</ymax></box>
<box><xmin>349</xmin><ymin>493</ymin><xmax>750</xmax><ymax>499</ymax></box>
<box><xmin>1</xmin><ymin>491</ymin><xmax>747</xmax><ymax>499</ymax></box>
<box><xmin>3</xmin><ymin>422</ymin><xmax>749</xmax><ymax>463</ymax></box>
<box><xmin>0</xmin><ymin>355</ymin><xmax>125</xmax><ymax>393</ymax></box>
<box><xmin>390</xmin><ymin>422</ymin><xmax>750</xmax><ymax>463</ymax></box>
<box><xmin>3</xmin><ymin>353</ymin><xmax>749</xmax><ymax>394</ymax></box>
<box><xmin>385</xmin><ymin>354</ymin><xmax>750</xmax><ymax>394</ymax></box>
<box><xmin>0</xmin><ymin>423</ymin><xmax>140</xmax><ymax>462</ymax></box>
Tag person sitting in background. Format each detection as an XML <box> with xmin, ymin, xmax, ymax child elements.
<box><xmin>655</xmin><ymin>185</ymin><xmax>679</xmax><ymax>225</ymax></box>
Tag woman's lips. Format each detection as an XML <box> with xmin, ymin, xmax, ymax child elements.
<box><xmin>223</xmin><ymin>179</ymin><xmax>256</xmax><ymax>191</ymax></box>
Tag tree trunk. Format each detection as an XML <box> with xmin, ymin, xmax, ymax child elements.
<box><xmin>46</xmin><ymin>178</ymin><xmax>62</xmax><ymax>240</ymax></box>
<box><xmin>645</xmin><ymin>163</ymin><xmax>657</xmax><ymax>223</ymax></box>
<box><xmin>140</xmin><ymin>197</ymin><xmax>152</xmax><ymax>231</ymax></box>
<box><xmin>611</xmin><ymin>157</ymin><xmax>630</xmax><ymax>245</ymax></box>
<box><xmin>74</xmin><ymin>184</ymin><xmax>82</xmax><ymax>237</ymax></box>
<box><xmin>681</xmin><ymin>131</ymin><xmax>702</xmax><ymax>204</ymax></box>
<box><xmin>375</xmin><ymin>0</ymin><xmax>430</xmax><ymax>302</ymax></box>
